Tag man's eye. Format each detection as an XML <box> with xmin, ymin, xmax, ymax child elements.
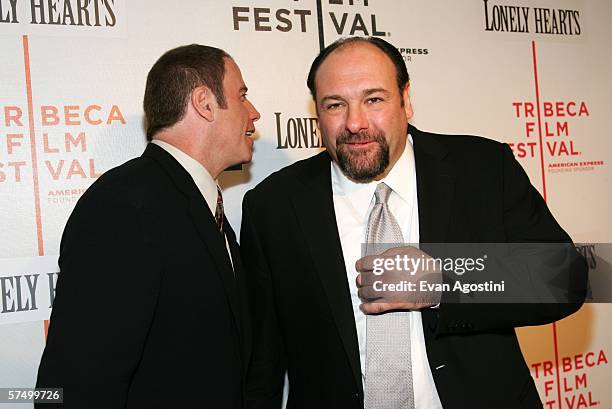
<box><xmin>240</xmin><ymin>94</ymin><xmax>248</xmax><ymax>101</ymax></box>
<box><xmin>367</xmin><ymin>97</ymin><xmax>383</xmax><ymax>104</ymax></box>
<box><xmin>325</xmin><ymin>103</ymin><xmax>342</xmax><ymax>110</ymax></box>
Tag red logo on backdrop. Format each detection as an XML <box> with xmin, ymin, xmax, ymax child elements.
<box><xmin>2</xmin><ymin>103</ymin><xmax>126</xmax><ymax>203</ymax></box>
<box><xmin>508</xmin><ymin>98</ymin><xmax>605</xmax><ymax>174</ymax></box>
<box><xmin>508</xmin><ymin>100</ymin><xmax>605</xmax><ymax>173</ymax></box>
<box><xmin>531</xmin><ymin>349</ymin><xmax>608</xmax><ymax>409</ymax></box>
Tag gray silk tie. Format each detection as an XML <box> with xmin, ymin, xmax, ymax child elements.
<box><xmin>364</xmin><ymin>182</ymin><xmax>415</xmax><ymax>409</ymax></box>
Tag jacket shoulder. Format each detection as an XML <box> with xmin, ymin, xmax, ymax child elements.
<box><xmin>246</xmin><ymin>151</ymin><xmax>329</xmax><ymax>200</ymax></box>
<box><xmin>419</xmin><ymin>128</ymin><xmax>506</xmax><ymax>150</ymax></box>
<box><xmin>76</xmin><ymin>155</ymin><xmax>173</xmax><ymax>212</ymax></box>
<box><xmin>412</xmin><ymin>127</ymin><xmax>512</xmax><ymax>168</ymax></box>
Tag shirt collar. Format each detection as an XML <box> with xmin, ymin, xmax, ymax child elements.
<box><xmin>331</xmin><ymin>134</ymin><xmax>415</xmax><ymax>220</ymax></box>
<box><xmin>382</xmin><ymin>134</ymin><xmax>415</xmax><ymax>206</ymax></box>
<box><xmin>151</xmin><ymin>139</ymin><xmax>218</xmax><ymax>215</ymax></box>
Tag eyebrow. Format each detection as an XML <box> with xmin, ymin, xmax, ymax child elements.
<box><xmin>320</xmin><ymin>94</ymin><xmax>344</xmax><ymax>103</ymax></box>
<box><xmin>240</xmin><ymin>86</ymin><xmax>248</xmax><ymax>93</ymax></box>
<box><xmin>363</xmin><ymin>88</ymin><xmax>390</xmax><ymax>97</ymax></box>
<box><xmin>320</xmin><ymin>88</ymin><xmax>391</xmax><ymax>102</ymax></box>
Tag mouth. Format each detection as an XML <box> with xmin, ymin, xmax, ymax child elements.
<box><xmin>245</xmin><ymin>129</ymin><xmax>255</xmax><ymax>137</ymax></box>
<box><xmin>343</xmin><ymin>140</ymin><xmax>377</xmax><ymax>148</ymax></box>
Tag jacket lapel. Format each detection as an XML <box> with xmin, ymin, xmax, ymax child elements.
<box><xmin>290</xmin><ymin>152</ymin><xmax>364</xmax><ymax>394</ymax></box>
<box><xmin>411</xmin><ymin>126</ymin><xmax>456</xmax><ymax>244</ymax></box>
<box><xmin>142</xmin><ymin>143</ymin><xmax>241</xmax><ymax>333</ymax></box>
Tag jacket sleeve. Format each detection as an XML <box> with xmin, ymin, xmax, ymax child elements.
<box><xmin>435</xmin><ymin>143</ymin><xmax>588</xmax><ymax>335</ymax></box>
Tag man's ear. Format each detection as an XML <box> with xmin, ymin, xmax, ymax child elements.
<box><xmin>402</xmin><ymin>83</ymin><xmax>414</xmax><ymax>120</ymax></box>
<box><xmin>191</xmin><ymin>86</ymin><xmax>216</xmax><ymax>122</ymax></box>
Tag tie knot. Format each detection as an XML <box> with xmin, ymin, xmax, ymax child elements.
<box><xmin>216</xmin><ymin>185</ymin><xmax>223</xmax><ymax>201</ymax></box>
<box><xmin>374</xmin><ymin>182</ymin><xmax>392</xmax><ymax>204</ymax></box>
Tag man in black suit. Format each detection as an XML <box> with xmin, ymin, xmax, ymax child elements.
<box><xmin>240</xmin><ymin>37</ymin><xmax>587</xmax><ymax>408</ymax></box>
<box><xmin>36</xmin><ymin>44</ymin><xmax>260</xmax><ymax>408</ymax></box>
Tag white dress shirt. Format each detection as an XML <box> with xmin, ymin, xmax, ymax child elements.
<box><xmin>331</xmin><ymin>135</ymin><xmax>443</xmax><ymax>409</ymax></box>
<box><xmin>151</xmin><ymin>140</ymin><xmax>234</xmax><ymax>267</ymax></box>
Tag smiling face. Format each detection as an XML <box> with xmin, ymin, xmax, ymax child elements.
<box><xmin>313</xmin><ymin>42</ymin><xmax>413</xmax><ymax>182</ymax></box>
<box><xmin>213</xmin><ymin>57</ymin><xmax>261</xmax><ymax>168</ymax></box>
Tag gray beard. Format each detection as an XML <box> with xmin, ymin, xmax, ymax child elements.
<box><xmin>335</xmin><ymin>130</ymin><xmax>389</xmax><ymax>183</ymax></box>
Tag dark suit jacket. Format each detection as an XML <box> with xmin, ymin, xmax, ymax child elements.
<box><xmin>240</xmin><ymin>126</ymin><xmax>587</xmax><ymax>409</ymax></box>
<box><xmin>36</xmin><ymin>143</ymin><xmax>251</xmax><ymax>409</ymax></box>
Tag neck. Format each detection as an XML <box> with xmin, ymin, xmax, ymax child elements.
<box><xmin>153</xmin><ymin>130</ymin><xmax>222</xmax><ymax>179</ymax></box>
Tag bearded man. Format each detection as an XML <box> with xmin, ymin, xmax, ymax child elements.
<box><xmin>240</xmin><ymin>37</ymin><xmax>586</xmax><ymax>409</ymax></box>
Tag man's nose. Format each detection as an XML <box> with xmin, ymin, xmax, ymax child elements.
<box><xmin>248</xmin><ymin>100</ymin><xmax>261</xmax><ymax>122</ymax></box>
<box><xmin>345</xmin><ymin>105</ymin><xmax>368</xmax><ymax>134</ymax></box>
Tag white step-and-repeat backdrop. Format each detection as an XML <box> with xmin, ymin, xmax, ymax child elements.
<box><xmin>1</xmin><ymin>1</ymin><xmax>611</xmax><ymax>408</ymax></box>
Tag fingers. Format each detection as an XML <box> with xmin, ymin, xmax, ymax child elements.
<box><xmin>356</xmin><ymin>271</ymin><xmax>442</xmax><ymax>313</ymax></box>
<box><xmin>355</xmin><ymin>254</ymin><xmax>377</xmax><ymax>273</ymax></box>
<box><xmin>355</xmin><ymin>245</ymin><xmax>429</xmax><ymax>273</ymax></box>
<box><xmin>355</xmin><ymin>246</ymin><xmax>441</xmax><ymax>314</ymax></box>
<box><xmin>359</xmin><ymin>301</ymin><xmax>436</xmax><ymax>314</ymax></box>
<box><xmin>360</xmin><ymin>302</ymin><xmax>389</xmax><ymax>314</ymax></box>
<box><xmin>356</xmin><ymin>277</ymin><xmax>382</xmax><ymax>303</ymax></box>
<box><xmin>355</xmin><ymin>247</ymin><xmax>411</xmax><ymax>272</ymax></box>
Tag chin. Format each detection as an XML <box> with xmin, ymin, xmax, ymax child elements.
<box><xmin>237</xmin><ymin>152</ymin><xmax>253</xmax><ymax>166</ymax></box>
<box><xmin>337</xmin><ymin>145</ymin><xmax>389</xmax><ymax>182</ymax></box>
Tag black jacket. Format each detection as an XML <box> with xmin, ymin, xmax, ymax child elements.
<box><xmin>240</xmin><ymin>126</ymin><xmax>587</xmax><ymax>409</ymax></box>
<box><xmin>37</xmin><ymin>143</ymin><xmax>251</xmax><ymax>409</ymax></box>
